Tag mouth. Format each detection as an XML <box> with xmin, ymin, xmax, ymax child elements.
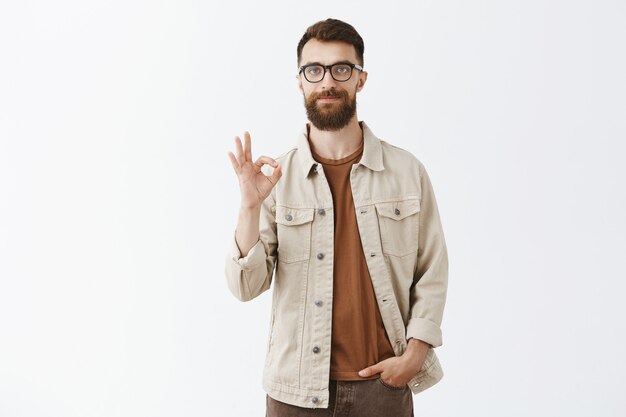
<box><xmin>317</xmin><ymin>96</ymin><xmax>341</xmax><ymax>102</ymax></box>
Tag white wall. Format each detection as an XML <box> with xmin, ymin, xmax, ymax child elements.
<box><xmin>1</xmin><ymin>1</ymin><xmax>625</xmax><ymax>415</ymax></box>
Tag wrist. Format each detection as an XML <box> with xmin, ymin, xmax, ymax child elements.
<box><xmin>402</xmin><ymin>338</ymin><xmax>430</xmax><ymax>369</ymax></box>
<box><xmin>239</xmin><ymin>205</ymin><xmax>261</xmax><ymax>215</ymax></box>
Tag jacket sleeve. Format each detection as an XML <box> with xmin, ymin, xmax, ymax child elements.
<box><xmin>406</xmin><ymin>163</ymin><xmax>449</xmax><ymax>347</ymax></box>
<box><xmin>224</xmin><ymin>191</ymin><xmax>278</xmax><ymax>302</ymax></box>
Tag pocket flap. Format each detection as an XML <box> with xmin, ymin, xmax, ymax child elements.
<box><xmin>275</xmin><ymin>206</ymin><xmax>314</xmax><ymax>226</ymax></box>
<box><xmin>375</xmin><ymin>199</ymin><xmax>421</xmax><ymax>220</ymax></box>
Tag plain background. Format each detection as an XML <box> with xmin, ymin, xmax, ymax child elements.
<box><xmin>1</xmin><ymin>0</ymin><xmax>625</xmax><ymax>416</ymax></box>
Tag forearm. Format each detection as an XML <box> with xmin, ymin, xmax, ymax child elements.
<box><xmin>235</xmin><ymin>205</ymin><xmax>262</xmax><ymax>257</ymax></box>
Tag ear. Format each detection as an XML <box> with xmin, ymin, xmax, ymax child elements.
<box><xmin>356</xmin><ymin>71</ymin><xmax>368</xmax><ymax>92</ymax></box>
<box><xmin>297</xmin><ymin>74</ymin><xmax>304</xmax><ymax>94</ymax></box>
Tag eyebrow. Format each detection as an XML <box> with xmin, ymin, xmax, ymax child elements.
<box><xmin>300</xmin><ymin>60</ymin><xmax>355</xmax><ymax>67</ymax></box>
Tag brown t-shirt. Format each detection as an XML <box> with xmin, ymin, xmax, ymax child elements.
<box><xmin>310</xmin><ymin>137</ymin><xmax>396</xmax><ymax>381</ymax></box>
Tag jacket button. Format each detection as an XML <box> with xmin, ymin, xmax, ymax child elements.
<box><xmin>311</xmin><ymin>396</ymin><xmax>319</xmax><ymax>404</ymax></box>
<box><xmin>312</xmin><ymin>346</ymin><xmax>320</xmax><ymax>354</ymax></box>
<box><xmin>314</xmin><ymin>299</ymin><xmax>323</xmax><ymax>307</ymax></box>
<box><xmin>317</xmin><ymin>253</ymin><xmax>324</xmax><ymax>260</ymax></box>
<box><xmin>285</xmin><ymin>214</ymin><xmax>293</xmax><ymax>221</ymax></box>
<box><xmin>318</xmin><ymin>208</ymin><xmax>326</xmax><ymax>216</ymax></box>
<box><xmin>394</xmin><ymin>208</ymin><xmax>401</xmax><ymax>215</ymax></box>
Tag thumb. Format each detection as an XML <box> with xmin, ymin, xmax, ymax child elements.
<box><xmin>359</xmin><ymin>362</ymin><xmax>383</xmax><ymax>378</ymax></box>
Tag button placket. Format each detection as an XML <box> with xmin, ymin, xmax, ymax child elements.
<box><xmin>308</xmin><ymin>162</ymin><xmax>334</xmax><ymax>404</ymax></box>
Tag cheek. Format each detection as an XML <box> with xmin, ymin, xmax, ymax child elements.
<box><xmin>304</xmin><ymin>88</ymin><xmax>321</xmax><ymax>102</ymax></box>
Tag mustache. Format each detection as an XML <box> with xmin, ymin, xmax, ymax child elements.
<box><xmin>311</xmin><ymin>89</ymin><xmax>348</xmax><ymax>100</ymax></box>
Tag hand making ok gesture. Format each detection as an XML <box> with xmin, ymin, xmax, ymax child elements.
<box><xmin>227</xmin><ymin>131</ymin><xmax>282</xmax><ymax>209</ymax></box>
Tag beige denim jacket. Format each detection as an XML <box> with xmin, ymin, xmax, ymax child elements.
<box><xmin>225</xmin><ymin>121</ymin><xmax>448</xmax><ymax>409</ymax></box>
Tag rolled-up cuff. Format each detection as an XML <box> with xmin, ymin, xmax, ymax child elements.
<box><xmin>406</xmin><ymin>318</ymin><xmax>442</xmax><ymax>348</ymax></box>
<box><xmin>227</xmin><ymin>233</ymin><xmax>265</xmax><ymax>270</ymax></box>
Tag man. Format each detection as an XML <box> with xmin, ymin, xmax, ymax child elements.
<box><xmin>226</xmin><ymin>18</ymin><xmax>448</xmax><ymax>416</ymax></box>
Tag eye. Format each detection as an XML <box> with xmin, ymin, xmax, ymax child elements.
<box><xmin>333</xmin><ymin>65</ymin><xmax>350</xmax><ymax>74</ymax></box>
<box><xmin>306</xmin><ymin>66</ymin><xmax>322</xmax><ymax>75</ymax></box>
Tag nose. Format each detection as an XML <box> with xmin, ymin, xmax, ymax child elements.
<box><xmin>319</xmin><ymin>70</ymin><xmax>340</xmax><ymax>89</ymax></box>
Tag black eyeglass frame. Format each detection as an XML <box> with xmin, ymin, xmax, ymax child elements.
<box><xmin>298</xmin><ymin>62</ymin><xmax>364</xmax><ymax>83</ymax></box>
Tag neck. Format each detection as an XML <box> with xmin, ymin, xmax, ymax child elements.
<box><xmin>307</xmin><ymin>116</ymin><xmax>363</xmax><ymax>160</ymax></box>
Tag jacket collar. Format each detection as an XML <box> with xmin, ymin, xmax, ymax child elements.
<box><xmin>296</xmin><ymin>121</ymin><xmax>385</xmax><ymax>178</ymax></box>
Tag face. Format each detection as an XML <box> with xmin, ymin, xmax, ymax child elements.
<box><xmin>298</xmin><ymin>39</ymin><xmax>368</xmax><ymax>131</ymax></box>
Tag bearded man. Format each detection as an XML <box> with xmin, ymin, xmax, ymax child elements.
<box><xmin>226</xmin><ymin>18</ymin><xmax>449</xmax><ymax>417</ymax></box>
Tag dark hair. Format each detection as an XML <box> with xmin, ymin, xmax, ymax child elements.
<box><xmin>297</xmin><ymin>18</ymin><xmax>365</xmax><ymax>66</ymax></box>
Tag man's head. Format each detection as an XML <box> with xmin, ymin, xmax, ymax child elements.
<box><xmin>296</xmin><ymin>19</ymin><xmax>368</xmax><ymax>131</ymax></box>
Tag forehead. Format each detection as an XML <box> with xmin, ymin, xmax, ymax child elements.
<box><xmin>300</xmin><ymin>39</ymin><xmax>359</xmax><ymax>65</ymax></box>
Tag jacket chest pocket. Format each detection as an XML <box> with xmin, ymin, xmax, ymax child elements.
<box><xmin>375</xmin><ymin>199</ymin><xmax>421</xmax><ymax>257</ymax></box>
<box><xmin>275</xmin><ymin>206</ymin><xmax>314</xmax><ymax>263</ymax></box>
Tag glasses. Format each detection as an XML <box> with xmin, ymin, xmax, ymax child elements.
<box><xmin>298</xmin><ymin>62</ymin><xmax>364</xmax><ymax>83</ymax></box>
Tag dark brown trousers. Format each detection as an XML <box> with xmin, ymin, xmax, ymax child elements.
<box><xmin>266</xmin><ymin>379</ymin><xmax>414</xmax><ymax>417</ymax></box>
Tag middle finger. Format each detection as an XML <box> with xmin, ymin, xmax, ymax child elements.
<box><xmin>243</xmin><ymin>131</ymin><xmax>252</xmax><ymax>162</ymax></box>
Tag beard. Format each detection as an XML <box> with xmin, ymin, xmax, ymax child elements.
<box><xmin>304</xmin><ymin>88</ymin><xmax>357</xmax><ymax>131</ymax></box>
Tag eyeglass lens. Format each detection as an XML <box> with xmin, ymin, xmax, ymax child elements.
<box><xmin>303</xmin><ymin>64</ymin><xmax>353</xmax><ymax>82</ymax></box>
